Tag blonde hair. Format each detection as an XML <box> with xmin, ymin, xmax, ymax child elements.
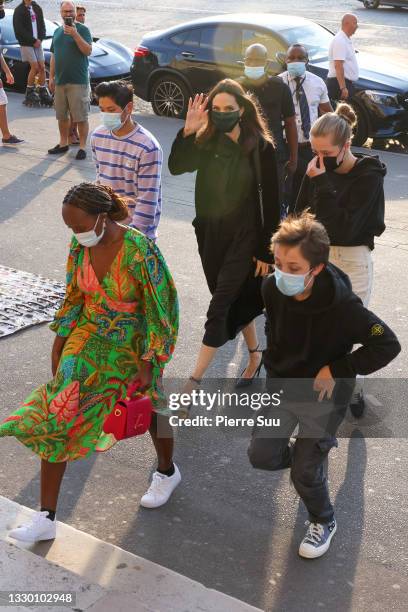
<box><xmin>310</xmin><ymin>103</ymin><xmax>357</xmax><ymax>148</ymax></box>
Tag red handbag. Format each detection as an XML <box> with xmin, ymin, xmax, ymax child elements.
<box><xmin>103</xmin><ymin>382</ymin><xmax>153</xmax><ymax>440</ymax></box>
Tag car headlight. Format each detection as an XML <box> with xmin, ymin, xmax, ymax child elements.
<box><xmin>364</xmin><ymin>90</ymin><xmax>401</xmax><ymax>108</ymax></box>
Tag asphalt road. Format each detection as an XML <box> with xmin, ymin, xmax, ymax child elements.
<box><xmin>3</xmin><ymin>0</ymin><xmax>408</xmax><ymax>67</ymax></box>
<box><xmin>0</xmin><ymin>94</ymin><xmax>407</xmax><ymax>611</ymax></box>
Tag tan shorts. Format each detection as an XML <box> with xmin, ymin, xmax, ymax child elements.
<box><xmin>54</xmin><ymin>84</ymin><xmax>90</xmax><ymax>122</ymax></box>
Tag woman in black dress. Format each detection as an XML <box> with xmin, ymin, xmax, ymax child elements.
<box><xmin>168</xmin><ymin>79</ymin><xmax>280</xmax><ymax>386</ymax></box>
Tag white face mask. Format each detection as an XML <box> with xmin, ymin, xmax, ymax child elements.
<box><xmin>244</xmin><ymin>65</ymin><xmax>265</xmax><ymax>80</ymax></box>
<box><xmin>101</xmin><ymin>106</ymin><xmax>130</xmax><ymax>132</ymax></box>
<box><xmin>74</xmin><ymin>214</ymin><xmax>106</xmax><ymax>247</ymax></box>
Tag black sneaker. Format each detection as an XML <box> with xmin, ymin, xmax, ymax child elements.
<box><xmin>299</xmin><ymin>519</ymin><xmax>337</xmax><ymax>559</ymax></box>
<box><xmin>48</xmin><ymin>144</ymin><xmax>69</xmax><ymax>155</ymax></box>
<box><xmin>75</xmin><ymin>149</ymin><xmax>87</xmax><ymax>160</ymax></box>
<box><xmin>2</xmin><ymin>135</ymin><xmax>24</xmax><ymax>145</ymax></box>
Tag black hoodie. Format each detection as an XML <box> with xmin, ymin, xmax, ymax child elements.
<box><xmin>13</xmin><ymin>1</ymin><xmax>46</xmax><ymax>47</ymax></box>
<box><xmin>262</xmin><ymin>263</ymin><xmax>400</xmax><ymax>379</ymax></box>
<box><xmin>295</xmin><ymin>154</ymin><xmax>386</xmax><ymax>250</ymax></box>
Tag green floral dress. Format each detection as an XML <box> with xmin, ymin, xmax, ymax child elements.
<box><xmin>0</xmin><ymin>229</ymin><xmax>179</xmax><ymax>462</ymax></box>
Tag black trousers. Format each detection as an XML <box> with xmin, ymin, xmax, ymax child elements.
<box><xmin>326</xmin><ymin>77</ymin><xmax>355</xmax><ymax>101</ymax></box>
<box><xmin>247</xmin><ymin>389</ymin><xmax>347</xmax><ymax>524</ymax></box>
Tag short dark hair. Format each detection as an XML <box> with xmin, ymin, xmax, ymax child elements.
<box><xmin>271</xmin><ymin>211</ymin><xmax>330</xmax><ymax>267</ymax></box>
<box><xmin>287</xmin><ymin>43</ymin><xmax>308</xmax><ymax>60</ymax></box>
<box><xmin>94</xmin><ymin>80</ymin><xmax>133</xmax><ymax>109</ymax></box>
<box><xmin>76</xmin><ymin>5</ymin><xmax>86</xmax><ymax>12</ymax></box>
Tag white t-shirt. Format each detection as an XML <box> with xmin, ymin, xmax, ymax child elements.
<box><xmin>279</xmin><ymin>71</ymin><xmax>330</xmax><ymax>143</ymax></box>
<box><xmin>328</xmin><ymin>30</ymin><xmax>359</xmax><ymax>82</ymax></box>
<box><xmin>29</xmin><ymin>6</ymin><xmax>38</xmax><ymax>40</ymax></box>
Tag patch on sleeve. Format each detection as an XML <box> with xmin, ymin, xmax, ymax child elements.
<box><xmin>371</xmin><ymin>324</ymin><xmax>384</xmax><ymax>336</ymax></box>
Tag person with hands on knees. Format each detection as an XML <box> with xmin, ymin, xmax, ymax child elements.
<box><xmin>168</xmin><ymin>79</ymin><xmax>280</xmax><ymax>390</ymax></box>
<box><xmin>0</xmin><ymin>183</ymin><xmax>180</xmax><ymax>543</ymax></box>
<box><xmin>295</xmin><ymin>103</ymin><xmax>386</xmax><ymax>415</ymax></box>
<box><xmin>248</xmin><ymin>212</ymin><xmax>400</xmax><ymax>559</ymax></box>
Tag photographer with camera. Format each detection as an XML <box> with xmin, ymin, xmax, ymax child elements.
<box><xmin>48</xmin><ymin>1</ymin><xmax>92</xmax><ymax>160</ymax></box>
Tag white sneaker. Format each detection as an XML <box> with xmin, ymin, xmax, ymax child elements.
<box><xmin>8</xmin><ymin>511</ymin><xmax>56</xmax><ymax>543</ymax></box>
<box><xmin>140</xmin><ymin>464</ymin><xmax>181</xmax><ymax>508</ymax></box>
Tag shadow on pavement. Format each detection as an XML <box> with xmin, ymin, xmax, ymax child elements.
<box><xmin>265</xmin><ymin>429</ymin><xmax>366</xmax><ymax>612</ymax></box>
<box><xmin>0</xmin><ymin>156</ymin><xmax>72</xmax><ymax>223</ymax></box>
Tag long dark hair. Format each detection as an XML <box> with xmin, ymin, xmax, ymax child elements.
<box><xmin>196</xmin><ymin>79</ymin><xmax>272</xmax><ymax>154</ymax></box>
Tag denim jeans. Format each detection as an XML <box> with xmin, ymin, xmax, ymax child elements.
<box><xmin>248</xmin><ymin>384</ymin><xmax>348</xmax><ymax>524</ymax></box>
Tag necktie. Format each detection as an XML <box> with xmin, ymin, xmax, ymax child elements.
<box><xmin>295</xmin><ymin>77</ymin><xmax>311</xmax><ymax>140</ymax></box>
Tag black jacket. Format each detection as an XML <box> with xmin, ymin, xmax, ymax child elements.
<box><xmin>13</xmin><ymin>1</ymin><xmax>46</xmax><ymax>47</ymax></box>
<box><xmin>262</xmin><ymin>263</ymin><xmax>400</xmax><ymax>379</ymax></box>
<box><xmin>295</xmin><ymin>154</ymin><xmax>386</xmax><ymax>250</ymax></box>
<box><xmin>168</xmin><ymin>129</ymin><xmax>280</xmax><ymax>263</ymax></box>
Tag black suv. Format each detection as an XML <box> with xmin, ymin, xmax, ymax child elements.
<box><xmin>131</xmin><ymin>13</ymin><xmax>408</xmax><ymax>146</ymax></box>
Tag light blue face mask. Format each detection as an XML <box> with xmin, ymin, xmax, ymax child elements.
<box><xmin>244</xmin><ymin>65</ymin><xmax>265</xmax><ymax>80</ymax></box>
<box><xmin>287</xmin><ymin>61</ymin><xmax>307</xmax><ymax>78</ymax></box>
<box><xmin>100</xmin><ymin>111</ymin><xmax>125</xmax><ymax>131</ymax></box>
<box><xmin>274</xmin><ymin>266</ymin><xmax>313</xmax><ymax>296</ymax></box>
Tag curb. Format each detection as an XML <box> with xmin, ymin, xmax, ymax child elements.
<box><xmin>0</xmin><ymin>496</ymin><xmax>263</xmax><ymax>612</ymax></box>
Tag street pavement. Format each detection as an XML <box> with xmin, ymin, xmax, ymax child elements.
<box><xmin>0</xmin><ymin>495</ymin><xmax>260</xmax><ymax>612</ymax></box>
<box><xmin>5</xmin><ymin>0</ymin><xmax>407</xmax><ymax>67</ymax></box>
<box><xmin>0</xmin><ymin>93</ymin><xmax>407</xmax><ymax>611</ymax></box>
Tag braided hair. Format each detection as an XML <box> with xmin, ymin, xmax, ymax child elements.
<box><xmin>63</xmin><ymin>182</ymin><xmax>129</xmax><ymax>221</ymax></box>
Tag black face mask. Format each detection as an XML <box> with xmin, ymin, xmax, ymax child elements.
<box><xmin>211</xmin><ymin>110</ymin><xmax>240</xmax><ymax>133</ymax></box>
<box><xmin>321</xmin><ymin>148</ymin><xmax>345</xmax><ymax>171</ymax></box>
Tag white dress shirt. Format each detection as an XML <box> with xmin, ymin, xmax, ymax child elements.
<box><xmin>279</xmin><ymin>71</ymin><xmax>330</xmax><ymax>143</ymax></box>
<box><xmin>328</xmin><ymin>30</ymin><xmax>359</xmax><ymax>82</ymax></box>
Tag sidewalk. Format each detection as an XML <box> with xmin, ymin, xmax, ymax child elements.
<box><xmin>1</xmin><ymin>92</ymin><xmax>407</xmax><ymax>612</ymax></box>
<box><xmin>0</xmin><ymin>496</ymin><xmax>262</xmax><ymax>612</ymax></box>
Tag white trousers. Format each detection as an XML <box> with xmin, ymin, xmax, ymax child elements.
<box><xmin>329</xmin><ymin>245</ymin><xmax>373</xmax><ymax>308</ymax></box>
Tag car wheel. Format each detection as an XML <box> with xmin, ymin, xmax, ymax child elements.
<box><xmin>151</xmin><ymin>75</ymin><xmax>189</xmax><ymax>118</ymax></box>
<box><xmin>363</xmin><ymin>0</ymin><xmax>380</xmax><ymax>8</ymax></box>
<box><xmin>351</xmin><ymin>102</ymin><xmax>370</xmax><ymax>147</ymax></box>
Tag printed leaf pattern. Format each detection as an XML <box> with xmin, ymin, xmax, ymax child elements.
<box><xmin>0</xmin><ymin>230</ymin><xmax>178</xmax><ymax>462</ymax></box>
<box><xmin>49</xmin><ymin>381</ymin><xmax>80</xmax><ymax>424</ymax></box>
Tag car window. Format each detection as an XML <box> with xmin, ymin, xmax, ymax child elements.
<box><xmin>200</xmin><ymin>27</ymin><xmax>240</xmax><ymax>55</ymax></box>
<box><xmin>44</xmin><ymin>20</ymin><xmax>59</xmax><ymax>39</ymax></box>
<box><xmin>170</xmin><ymin>31</ymin><xmax>185</xmax><ymax>46</ymax></box>
<box><xmin>0</xmin><ymin>18</ymin><xmax>17</xmax><ymax>45</ymax></box>
<box><xmin>242</xmin><ymin>29</ymin><xmax>285</xmax><ymax>59</ymax></box>
<box><xmin>182</xmin><ymin>29</ymin><xmax>201</xmax><ymax>49</ymax></box>
<box><xmin>279</xmin><ymin>24</ymin><xmax>334</xmax><ymax>60</ymax></box>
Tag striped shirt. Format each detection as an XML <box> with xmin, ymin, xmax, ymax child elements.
<box><xmin>90</xmin><ymin>124</ymin><xmax>163</xmax><ymax>240</ymax></box>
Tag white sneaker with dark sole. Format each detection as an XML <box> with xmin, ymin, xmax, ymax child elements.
<box><xmin>140</xmin><ymin>464</ymin><xmax>181</xmax><ymax>508</ymax></box>
<box><xmin>8</xmin><ymin>511</ymin><xmax>56</xmax><ymax>542</ymax></box>
<box><xmin>298</xmin><ymin>519</ymin><xmax>337</xmax><ymax>559</ymax></box>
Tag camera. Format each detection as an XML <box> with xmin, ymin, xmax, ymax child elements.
<box><xmin>64</xmin><ymin>17</ymin><xmax>74</xmax><ymax>26</ymax></box>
